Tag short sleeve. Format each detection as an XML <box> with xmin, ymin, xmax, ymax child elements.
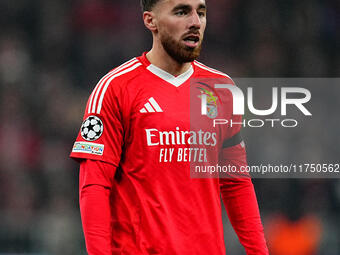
<box><xmin>70</xmin><ymin>77</ymin><xmax>125</xmax><ymax>166</ymax></box>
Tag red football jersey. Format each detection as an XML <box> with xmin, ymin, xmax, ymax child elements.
<box><xmin>71</xmin><ymin>53</ymin><xmax>259</xmax><ymax>254</ymax></box>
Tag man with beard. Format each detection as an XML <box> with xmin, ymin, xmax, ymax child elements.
<box><xmin>70</xmin><ymin>0</ymin><xmax>268</xmax><ymax>254</ymax></box>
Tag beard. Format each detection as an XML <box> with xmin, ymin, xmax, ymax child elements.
<box><xmin>159</xmin><ymin>30</ymin><xmax>203</xmax><ymax>63</ymax></box>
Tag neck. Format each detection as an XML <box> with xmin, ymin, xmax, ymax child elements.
<box><xmin>146</xmin><ymin>43</ymin><xmax>192</xmax><ymax>77</ymax></box>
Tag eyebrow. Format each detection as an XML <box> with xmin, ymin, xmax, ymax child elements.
<box><xmin>172</xmin><ymin>3</ymin><xmax>207</xmax><ymax>12</ymax></box>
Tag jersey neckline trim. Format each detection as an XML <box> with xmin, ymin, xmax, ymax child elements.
<box><xmin>139</xmin><ymin>52</ymin><xmax>194</xmax><ymax>88</ymax></box>
<box><xmin>146</xmin><ymin>64</ymin><xmax>193</xmax><ymax>87</ymax></box>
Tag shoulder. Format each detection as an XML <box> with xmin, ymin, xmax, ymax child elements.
<box><xmin>193</xmin><ymin>60</ymin><xmax>234</xmax><ymax>84</ymax></box>
<box><xmin>102</xmin><ymin>57</ymin><xmax>144</xmax><ymax>89</ymax></box>
<box><xmin>87</xmin><ymin>57</ymin><xmax>143</xmax><ymax>115</ymax></box>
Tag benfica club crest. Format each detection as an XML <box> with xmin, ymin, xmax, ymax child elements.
<box><xmin>197</xmin><ymin>86</ymin><xmax>218</xmax><ymax>119</ymax></box>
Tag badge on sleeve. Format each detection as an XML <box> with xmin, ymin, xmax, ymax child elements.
<box><xmin>81</xmin><ymin>116</ymin><xmax>104</xmax><ymax>141</ymax></box>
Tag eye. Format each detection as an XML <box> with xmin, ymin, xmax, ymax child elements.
<box><xmin>198</xmin><ymin>11</ymin><xmax>206</xmax><ymax>18</ymax></box>
<box><xmin>175</xmin><ymin>10</ymin><xmax>187</xmax><ymax>16</ymax></box>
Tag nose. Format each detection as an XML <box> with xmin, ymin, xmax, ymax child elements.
<box><xmin>189</xmin><ymin>11</ymin><xmax>201</xmax><ymax>29</ymax></box>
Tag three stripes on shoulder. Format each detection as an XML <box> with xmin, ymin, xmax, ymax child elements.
<box><xmin>88</xmin><ymin>58</ymin><xmax>142</xmax><ymax>115</ymax></box>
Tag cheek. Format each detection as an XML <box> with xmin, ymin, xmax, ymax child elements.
<box><xmin>159</xmin><ymin>19</ymin><xmax>183</xmax><ymax>37</ymax></box>
<box><xmin>200</xmin><ymin>19</ymin><xmax>207</xmax><ymax>32</ymax></box>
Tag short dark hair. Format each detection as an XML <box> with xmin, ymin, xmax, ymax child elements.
<box><xmin>140</xmin><ymin>0</ymin><xmax>162</xmax><ymax>11</ymax></box>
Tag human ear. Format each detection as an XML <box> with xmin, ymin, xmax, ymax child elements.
<box><xmin>143</xmin><ymin>11</ymin><xmax>157</xmax><ymax>32</ymax></box>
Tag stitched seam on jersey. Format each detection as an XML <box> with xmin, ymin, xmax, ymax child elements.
<box><xmin>194</xmin><ymin>61</ymin><xmax>232</xmax><ymax>79</ymax></box>
<box><xmin>96</xmin><ymin>63</ymin><xmax>143</xmax><ymax>114</ymax></box>
<box><xmin>88</xmin><ymin>58</ymin><xmax>138</xmax><ymax>114</ymax></box>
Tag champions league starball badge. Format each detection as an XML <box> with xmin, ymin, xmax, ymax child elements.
<box><xmin>81</xmin><ymin>115</ymin><xmax>104</xmax><ymax>141</ymax></box>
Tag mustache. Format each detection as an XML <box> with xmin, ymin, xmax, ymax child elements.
<box><xmin>182</xmin><ymin>30</ymin><xmax>201</xmax><ymax>37</ymax></box>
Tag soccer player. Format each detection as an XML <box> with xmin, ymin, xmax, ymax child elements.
<box><xmin>70</xmin><ymin>0</ymin><xmax>268</xmax><ymax>254</ymax></box>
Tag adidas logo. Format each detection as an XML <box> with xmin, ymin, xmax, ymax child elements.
<box><xmin>140</xmin><ymin>97</ymin><xmax>163</xmax><ymax>113</ymax></box>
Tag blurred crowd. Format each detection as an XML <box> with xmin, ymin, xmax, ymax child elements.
<box><xmin>0</xmin><ymin>0</ymin><xmax>339</xmax><ymax>254</ymax></box>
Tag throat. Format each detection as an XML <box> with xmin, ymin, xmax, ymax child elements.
<box><xmin>146</xmin><ymin>50</ymin><xmax>192</xmax><ymax>77</ymax></box>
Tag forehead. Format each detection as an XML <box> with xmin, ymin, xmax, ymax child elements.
<box><xmin>157</xmin><ymin>0</ymin><xmax>206</xmax><ymax>10</ymax></box>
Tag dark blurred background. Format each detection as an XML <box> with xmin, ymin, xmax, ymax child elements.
<box><xmin>0</xmin><ymin>0</ymin><xmax>339</xmax><ymax>254</ymax></box>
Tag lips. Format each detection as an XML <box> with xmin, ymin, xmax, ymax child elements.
<box><xmin>183</xmin><ymin>34</ymin><xmax>200</xmax><ymax>48</ymax></box>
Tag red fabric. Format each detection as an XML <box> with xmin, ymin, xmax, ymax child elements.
<box><xmin>73</xmin><ymin>53</ymin><xmax>268</xmax><ymax>254</ymax></box>
<box><xmin>79</xmin><ymin>156</ymin><xmax>268</xmax><ymax>255</ymax></box>
<box><xmin>79</xmin><ymin>159</ymin><xmax>116</xmax><ymax>255</ymax></box>
<box><xmin>220</xmin><ymin>143</ymin><xmax>268</xmax><ymax>255</ymax></box>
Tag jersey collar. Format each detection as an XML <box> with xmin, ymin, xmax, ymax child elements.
<box><xmin>140</xmin><ymin>52</ymin><xmax>194</xmax><ymax>88</ymax></box>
